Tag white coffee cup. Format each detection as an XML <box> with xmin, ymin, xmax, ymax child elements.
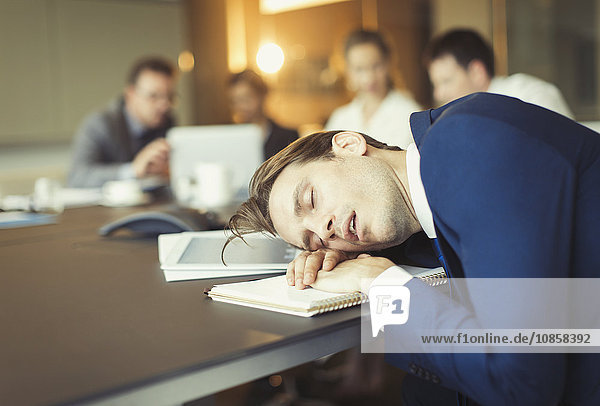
<box><xmin>173</xmin><ymin>176</ymin><xmax>194</xmax><ymax>206</ymax></box>
<box><xmin>33</xmin><ymin>177</ymin><xmax>64</xmax><ymax>213</ymax></box>
<box><xmin>102</xmin><ymin>180</ymin><xmax>145</xmax><ymax>207</ymax></box>
<box><xmin>193</xmin><ymin>162</ymin><xmax>233</xmax><ymax>208</ymax></box>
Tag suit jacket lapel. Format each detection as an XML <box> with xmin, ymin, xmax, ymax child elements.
<box><xmin>410</xmin><ymin>95</ymin><xmax>474</xmax><ymax>149</ymax></box>
<box><xmin>411</xmin><ymin>106</ymin><xmax>467</xmax><ymax>282</ymax></box>
<box><xmin>409</xmin><ymin>109</ymin><xmax>433</xmax><ymax>148</ymax></box>
<box><xmin>115</xmin><ymin>98</ymin><xmax>135</xmax><ymax>160</ymax></box>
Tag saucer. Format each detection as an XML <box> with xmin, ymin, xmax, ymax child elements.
<box><xmin>100</xmin><ymin>193</ymin><xmax>151</xmax><ymax>207</ymax></box>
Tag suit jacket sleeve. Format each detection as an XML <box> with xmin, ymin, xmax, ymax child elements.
<box><xmin>386</xmin><ymin>111</ymin><xmax>578</xmax><ymax>405</ymax></box>
<box><xmin>67</xmin><ymin>112</ymin><xmax>130</xmax><ymax>188</ymax></box>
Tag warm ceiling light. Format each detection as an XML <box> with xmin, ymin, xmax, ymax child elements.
<box><xmin>177</xmin><ymin>51</ymin><xmax>195</xmax><ymax>72</ymax></box>
<box><xmin>256</xmin><ymin>43</ymin><xmax>284</xmax><ymax>74</ymax></box>
<box><xmin>260</xmin><ymin>0</ymin><xmax>350</xmax><ymax>14</ymax></box>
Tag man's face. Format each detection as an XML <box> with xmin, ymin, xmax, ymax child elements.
<box><xmin>428</xmin><ymin>54</ymin><xmax>482</xmax><ymax>106</ymax></box>
<box><xmin>268</xmin><ymin>143</ymin><xmax>414</xmax><ymax>253</ymax></box>
<box><xmin>229</xmin><ymin>81</ymin><xmax>263</xmax><ymax>124</ymax></box>
<box><xmin>126</xmin><ymin>69</ymin><xmax>175</xmax><ymax>128</ymax></box>
<box><xmin>346</xmin><ymin>43</ymin><xmax>389</xmax><ymax>96</ymax></box>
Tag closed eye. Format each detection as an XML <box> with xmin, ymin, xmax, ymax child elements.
<box><xmin>313</xmin><ymin>233</ymin><xmax>324</xmax><ymax>250</ymax></box>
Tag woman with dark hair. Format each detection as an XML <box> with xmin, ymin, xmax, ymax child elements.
<box><xmin>228</xmin><ymin>69</ymin><xmax>298</xmax><ymax>160</ymax></box>
<box><xmin>326</xmin><ymin>29</ymin><xmax>421</xmax><ymax>148</ymax></box>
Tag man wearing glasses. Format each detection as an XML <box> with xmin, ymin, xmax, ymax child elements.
<box><xmin>68</xmin><ymin>57</ymin><xmax>177</xmax><ymax>188</ymax></box>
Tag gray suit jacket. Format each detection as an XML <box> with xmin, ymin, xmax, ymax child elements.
<box><xmin>67</xmin><ymin>98</ymin><xmax>174</xmax><ymax>188</ymax></box>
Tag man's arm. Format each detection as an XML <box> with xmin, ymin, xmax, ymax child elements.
<box><xmin>131</xmin><ymin>138</ymin><xmax>170</xmax><ymax>178</ymax></box>
<box><xmin>67</xmin><ymin>114</ymin><xmax>128</xmax><ymax>188</ymax></box>
<box><xmin>68</xmin><ymin>115</ymin><xmax>170</xmax><ymax>188</ymax></box>
<box><xmin>388</xmin><ymin>110</ymin><xmax>576</xmax><ymax>404</ymax></box>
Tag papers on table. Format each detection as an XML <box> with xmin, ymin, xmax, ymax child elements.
<box><xmin>0</xmin><ymin>212</ymin><xmax>57</xmax><ymax>229</ymax></box>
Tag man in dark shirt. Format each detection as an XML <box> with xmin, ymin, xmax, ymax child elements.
<box><xmin>228</xmin><ymin>69</ymin><xmax>298</xmax><ymax>160</ymax></box>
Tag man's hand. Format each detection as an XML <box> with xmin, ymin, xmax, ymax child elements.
<box><xmin>287</xmin><ymin>249</ymin><xmax>359</xmax><ymax>289</ymax></box>
<box><xmin>309</xmin><ymin>254</ymin><xmax>395</xmax><ymax>293</ymax></box>
<box><xmin>132</xmin><ymin>139</ymin><xmax>170</xmax><ymax>178</ymax></box>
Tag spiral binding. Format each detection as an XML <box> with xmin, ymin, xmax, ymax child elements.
<box><xmin>417</xmin><ymin>270</ymin><xmax>448</xmax><ymax>287</ymax></box>
<box><xmin>311</xmin><ymin>271</ymin><xmax>447</xmax><ymax>314</ymax></box>
<box><xmin>311</xmin><ymin>292</ymin><xmax>369</xmax><ymax>315</ymax></box>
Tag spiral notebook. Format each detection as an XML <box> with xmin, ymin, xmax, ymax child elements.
<box><xmin>207</xmin><ymin>266</ymin><xmax>447</xmax><ymax>317</ymax></box>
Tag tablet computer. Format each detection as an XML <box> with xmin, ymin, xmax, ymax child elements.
<box><xmin>159</xmin><ymin>231</ymin><xmax>300</xmax><ymax>281</ymax></box>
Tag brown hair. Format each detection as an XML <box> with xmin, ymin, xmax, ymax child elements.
<box><xmin>423</xmin><ymin>29</ymin><xmax>495</xmax><ymax>77</ymax></box>
<box><xmin>344</xmin><ymin>29</ymin><xmax>391</xmax><ymax>61</ymax></box>
<box><xmin>228</xmin><ymin>69</ymin><xmax>268</xmax><ymax>98</ymax></box>
<box><xmin>127</xmin><ymin>56</ymin><xmax>176</xmax><ymax>85</ymax></box>
<box><xmin>223</xmin><ymin>131</ymin><xmax>402</xmax><ymax>255</ymax></box>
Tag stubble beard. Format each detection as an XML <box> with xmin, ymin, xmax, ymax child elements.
<box><xmin>353</xmin><ymin>156</ymin><xmax>416</xmax><ymax>251</ymax></box>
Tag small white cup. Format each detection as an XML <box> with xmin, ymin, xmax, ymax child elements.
<box><xmin>173</xmin><ymin>176</ymin><xmax>194</xmax><ymax>205</ymax></box>
<box><xmin>102</xmin><ymin>180</ymin><xmax>145</xmax><ymax>207</ymax></box>
<box><xmin>193</xmin><ymin>162</ymin><xmax>233</xmax><ymax>208</ymax></box>
<box><xmin>33</xmin><ymin>177</ymin><xmax>64</xmax><ymax>213</ymax></box>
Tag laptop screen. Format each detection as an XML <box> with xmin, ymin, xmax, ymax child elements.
<box><xmin>167</xmin><ymin>124</ymin><xmax>263</xmax><ymax>208</ymax></box>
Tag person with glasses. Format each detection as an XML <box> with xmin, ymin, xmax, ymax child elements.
<box><xmin>68</xmin><ymin>56</ymin><xmax>177</xmax><ymax>188</ymax></box>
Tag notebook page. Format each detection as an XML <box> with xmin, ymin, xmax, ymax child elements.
<box><xmin>209</xmin><ymin>275</ymin><xmax>353</xmax><ymax>310</ymax></box>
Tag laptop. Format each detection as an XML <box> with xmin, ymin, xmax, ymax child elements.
<box><xmin>167</xmin><ymin>124</ymin><xmax>263</xmax><ymax>207</ymax></box>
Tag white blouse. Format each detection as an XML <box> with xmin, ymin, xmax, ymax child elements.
<box><xmin>326</xmin><ymin>89</ymin><xmax>421</xmax><ymax>148</ymax></box>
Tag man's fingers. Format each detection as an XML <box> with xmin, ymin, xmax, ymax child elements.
<box><xmin>134</xmin><ymin>140</ymin><xmax>171</xmax><ymax>177</ymax></box>
<box><xmin>309</xmin><ymin>269</ymin><xmax>351</xmax><ymax>293</ymax></box>
<box><xmin>303</xmin><ymin>251</ymin><xmax>326</xmax><ymax>285</ymax></box>
<box><xmin>292</xmin><ymin>251</ymin><xmax>312</xmax><ymax>289</ymax></box>
<box><xmin>286</xmin><ymin>261</ymin><xmax>295</xmax><ymax>286</ymax></box>
<box><xmin>287</xmin><ymin>249</ymin><xmax>358</xmax><ymax>290</ymax></box>
<box><xmin>148</xmin><ymin>138</ymin><xmax>170</xmax><ymax>151</ymax></box>
<box><xmin>322</xmin><ymin>250</ymin><xmax>345</xmax><ymax>271</ymax></box>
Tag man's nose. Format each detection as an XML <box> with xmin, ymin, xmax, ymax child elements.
<box><xmin>156</xmin><ymin>102</ymin><xmax>171</xmax><ymax>115</ymax></box>
<box><xmin>364</xmin><ymin>69</ymin><xmax>376</xmax><ymax>82</ymax></box>
<box><xmin>305</xmin><ymin>214</ymin><xmax>335</xmax><ymax>241</ymax></box>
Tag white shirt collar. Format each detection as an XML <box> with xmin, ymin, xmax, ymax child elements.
<box><xmin>124</xmin><ymin>104</ymin><xmax>146</xmax><ymax>138</ymax></box>
<box><xmin>405</xmin><ymin>143</ymin><xmax>437</xmax><ymax>238</ymax></box>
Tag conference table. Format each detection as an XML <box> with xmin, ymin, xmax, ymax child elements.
<box><xmin>0</xmin><ymin>203</ymin><xmax>362</xmax><ymax>406</ymax></box>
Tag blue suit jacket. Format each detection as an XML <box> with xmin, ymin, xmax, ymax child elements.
<box><xmin>387</xmin><ymin>93</ymin><xmax>600</xmax><ymax>405</ymax></box>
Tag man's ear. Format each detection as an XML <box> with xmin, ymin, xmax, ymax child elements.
<box><xmin>124</xmin><ymin>84</ymin><xmax>135</xmax><ymax>103</ymax></box>
<box><xmin>331</xmin><ymin>131</ymin><xmax>368</xmax><ymax>157</ymax></box>
<box><xmin>466</xmin><ymin>60</ymin><xmax>490</xmax><ymax>90</ymax></box>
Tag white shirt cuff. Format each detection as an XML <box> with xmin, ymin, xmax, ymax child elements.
<box><xmin>367</xmin><ymin>266</ymin><xmax>413</xmax><ymax>334</ymax></box>
<box><xmin>368</xmin><ymin>265</ymin><xmax>414</xmax><ymax>293</ymax></box>
<box><xmin>117</xmin><ymin>163</ymin><xmax>136</xmax><ymax>180</ymax></box>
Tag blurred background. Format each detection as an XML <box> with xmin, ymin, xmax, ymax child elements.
<box><xmin>0</xmin><ymin>0</ymin><xmax>597</xmax><ymax>194</ymax></box>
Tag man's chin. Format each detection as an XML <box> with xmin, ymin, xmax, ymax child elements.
<box><xmin>341</xmin><ymin>240</ymin><xmax>397</xmax><ymax>253</ymax></box>
<box><xmin>147</xmin><ymin>117</ymin><xmax>166</xmax><ymax>129</ymax></box>
<box><xmin>364</xmin><ymin>234</ymin><xmax>413</xmax><ymax>252</ymax></box>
